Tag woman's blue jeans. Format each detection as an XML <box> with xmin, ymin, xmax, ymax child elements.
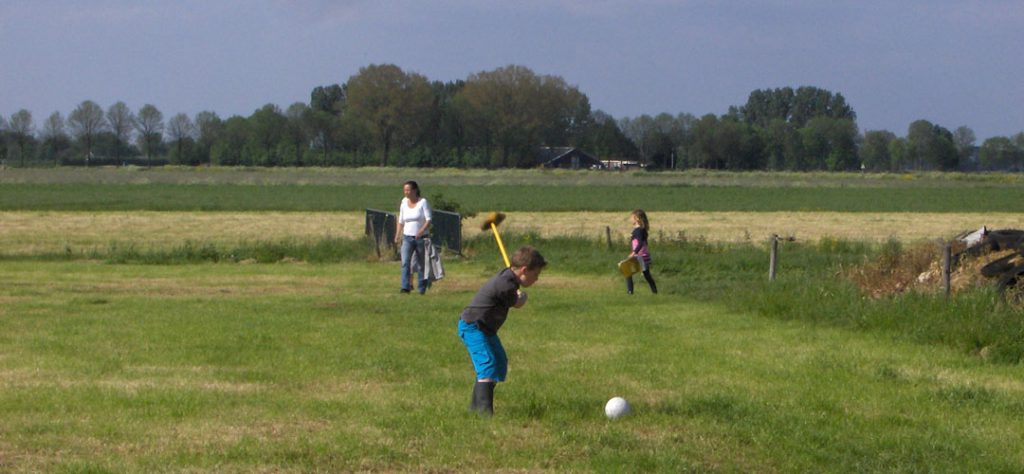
<box><xmin>400</xmin><ymin>235</ymin><xmax>428</xmax><ymax>293</ymax></box>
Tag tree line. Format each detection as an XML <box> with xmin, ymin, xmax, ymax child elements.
<box><xmin>2</xmin><ymin>63</ymin><xmax>1023</xmax><ymax>171</ymax></box>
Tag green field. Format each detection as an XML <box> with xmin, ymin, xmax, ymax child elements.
<box><xmin>3</xmin><ymin>168</ymin><xmax>1024</xmax><ymax>472</ymax></box>
<box><xmin>3</xmin><ymin>167</ymin><xmax>1024</xmax><ymax>212</ymax></box>
<box><xmin>4</xmin><ymin>166</ymin><xmax>1024</xmax><ymax>188</ymax></box>
<box><xmin>3</xmin><ymin>255</ymin><xmax>1024</xmax><ymax>472</ymax></box>
<box><xmin>5</xmin><ymin>183</ymin><xmax>1024</xmax><ymax>213</ymax></box>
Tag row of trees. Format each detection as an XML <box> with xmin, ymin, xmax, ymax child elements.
<box><xmin>2</xmin><ymin>64</ymin><xmax>1023</xmax><ymax>171</ymax></box>
<box><xmin>620</xmin><ymin>88</ymin><xmax>1023</xmax><ymax>172</ymax></box>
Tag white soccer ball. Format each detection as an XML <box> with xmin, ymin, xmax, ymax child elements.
<box><xmin>604</xmin><ymin>396</ymin><xmax>631</xmax><ymax>419</ymax></box>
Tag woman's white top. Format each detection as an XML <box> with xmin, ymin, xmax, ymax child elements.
<box><xmin>399</xmin><ymin>197</ymin><xmax>432</xmax><ymax>237</ymax></box>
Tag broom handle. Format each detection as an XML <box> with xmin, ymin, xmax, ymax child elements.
<box><xmin>491</xmin><ymin>222</ymin><xmax>512</xmax><ymax>268</ymax></box>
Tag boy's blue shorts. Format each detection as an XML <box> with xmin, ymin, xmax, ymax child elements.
<box><xmin>457</xmin><ymin>319</ymin><xmax>507</xmax><ymax>382</ymax></box>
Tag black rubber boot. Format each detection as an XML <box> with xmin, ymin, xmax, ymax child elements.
<box><xmin>470</xmin><ymin>381</ymin><xmax>495</xmax><ymax>416</ymax></box>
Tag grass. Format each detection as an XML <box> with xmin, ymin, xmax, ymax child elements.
<box><xmin>5</xmin><ymin>210</ymin><xmax>1023</xmax><ymax>257</ymax></box>
<box><xmin>4</xmin><ymin>167</ymin><xmax>1024</xmax><ymax>471</ymax></box>
<box><xmin>5</xmin><ymin>228</ymin><xmax>1023</xmax><ymax>362</ymax></box>
<box><xmin>3</xmin><ymin>258</ymin><xmax>1024</xmax><ymax>472</ymax></box>
<box><xmin>4</xmin><ymin>166</ymin><xmax>1024</xmax><ymax>188</ymax></box>
<box><xmin>6</xmin><ymin>182</ymin><xmax>1024</xmax><ymax>212</ymax></box>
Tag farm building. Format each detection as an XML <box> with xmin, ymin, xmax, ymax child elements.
<box><xmin>601</xmin><ymin>159</ymin><xmax>643</xmax><ymax>170</ymax></box>
<box><xmin>537</xmin><ymin>147</ymin><xmax>605</xmax><ymax>169</ymax></box>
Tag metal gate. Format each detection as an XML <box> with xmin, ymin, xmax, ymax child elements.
<box><xmin>365</xmin><ymin>208</ymin><xmax>461</xmax><ymax>255</ymax></box>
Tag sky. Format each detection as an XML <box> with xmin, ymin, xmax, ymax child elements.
<box><xmin>1</xmin><ymin>0</ymin><xmax>1021</xmax><ymax>141</ymax></box>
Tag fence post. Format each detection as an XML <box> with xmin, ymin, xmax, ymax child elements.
<box><xmin>368</xmin><ymin>219</ymin><xmax>381</xmax><ymax>259</ymax></box>
<box><xmin>769</xmin><ymin>234</ymin><xmax>779</xmax><ymax>282</ymax></box>
<box><xmin>606</xmin><ymin>226</ymin><xmax>613</xmax><ymax>250</ymax></box>
<box><xmin>943</xmin><ymin>242</ymin><xmax>952</xmax><ymax>298</ymax></box>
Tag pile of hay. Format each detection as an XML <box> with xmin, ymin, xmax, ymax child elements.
<box><xmin>848</xmin><ymin>228</ymin><xmax>1024</xmax><ymax>299</ymax></box>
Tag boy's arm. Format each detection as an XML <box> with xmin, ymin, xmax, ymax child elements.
<box><xmin>513</xmin><ymin>289</ymin><xmax>528</xmax><ymax>308</ymax></box>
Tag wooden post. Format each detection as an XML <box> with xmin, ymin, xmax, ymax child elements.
<box><xmin>368</xmin><ymin>219</ymin><xmax>381</xmax><ymax>259</ymax></box>
<box><xmin>769</xmin><ymin>234</ymin><xmax>779</xmax><ymax>281</ymax></box>
<box><xmin>606</xmin><ymin>226</ymin><xmax>613</xmax><ymax>250</ymax></box>
<box><xmin>943</xmin><ymin>242</ymin><xmax>952</xmax><ymax>297</ymax></box>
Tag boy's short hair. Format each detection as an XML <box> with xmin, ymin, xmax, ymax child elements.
<box><xmin>511</xmin><ymin>246</ymin><xmax>547</xmax><ymax>271</ymax></box>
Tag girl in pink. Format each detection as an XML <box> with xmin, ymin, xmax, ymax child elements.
<box><xmin>626</xmin><ymin>209</ymin><xmax>657</xmax><ymax>295</ymax></box>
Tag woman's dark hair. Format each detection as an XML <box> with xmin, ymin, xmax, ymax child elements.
<box><xmin>403</xmin><ymin>180</ymin><xmax>420</xmax><ymax>198</ymax></box>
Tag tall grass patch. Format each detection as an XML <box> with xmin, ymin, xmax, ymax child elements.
<box><xmin>8</xmin><ymin>210</ymin><xmax>1022</xmax><ymax>257</ymax></box>
<box><xmin>465</xmin><ymin>232</ymin><xmax>1024</xmax><ymax>363</ymax></box>
<box><xmin>7</xmin><ymin>227</ymin><xmax>1022</xmax><ymax>365</ymax></box>
<box><xmin>714</xmin><ymin>241</ymin><xmax>1024</xmax><ymax>363</ymax></box>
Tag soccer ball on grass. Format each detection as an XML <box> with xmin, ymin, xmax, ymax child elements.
<box><xmin>604</xmin><ymin>396</ymin><xmax>631</xmax><ymax>419</ymax></box>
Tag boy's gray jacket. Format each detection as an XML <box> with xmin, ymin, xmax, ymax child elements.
<box><xmin>415</xmin><ymin>238</ymin><xmax>445</xmax><ymax>281</ymax></box>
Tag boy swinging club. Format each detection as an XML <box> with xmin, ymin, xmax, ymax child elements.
<box><xmin>457</xmin><ymin>246</ymin><xmax>547</xmax><ymax>416</ymax></box>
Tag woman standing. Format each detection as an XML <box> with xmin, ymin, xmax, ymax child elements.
<box><xmin>394</xmin><ymin>180</ymin><xmax>432</xmax><ymax>294</ymax></box>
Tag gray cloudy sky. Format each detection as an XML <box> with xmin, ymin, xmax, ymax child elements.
<box><xmin>2</xmin><ymin>0</ymin><xmax>1021</xmax><ymax>140</ymax></box>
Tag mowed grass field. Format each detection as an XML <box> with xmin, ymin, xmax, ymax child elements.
<box><xmin>3</xmin><ymin>167</ymin><xmax>1024</xmax><ymax>472</ymax></box>
<box><xmin>4</xmin><ymin>260</ymin><xmax>1024</xmax><ymax>472</ymax></box>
